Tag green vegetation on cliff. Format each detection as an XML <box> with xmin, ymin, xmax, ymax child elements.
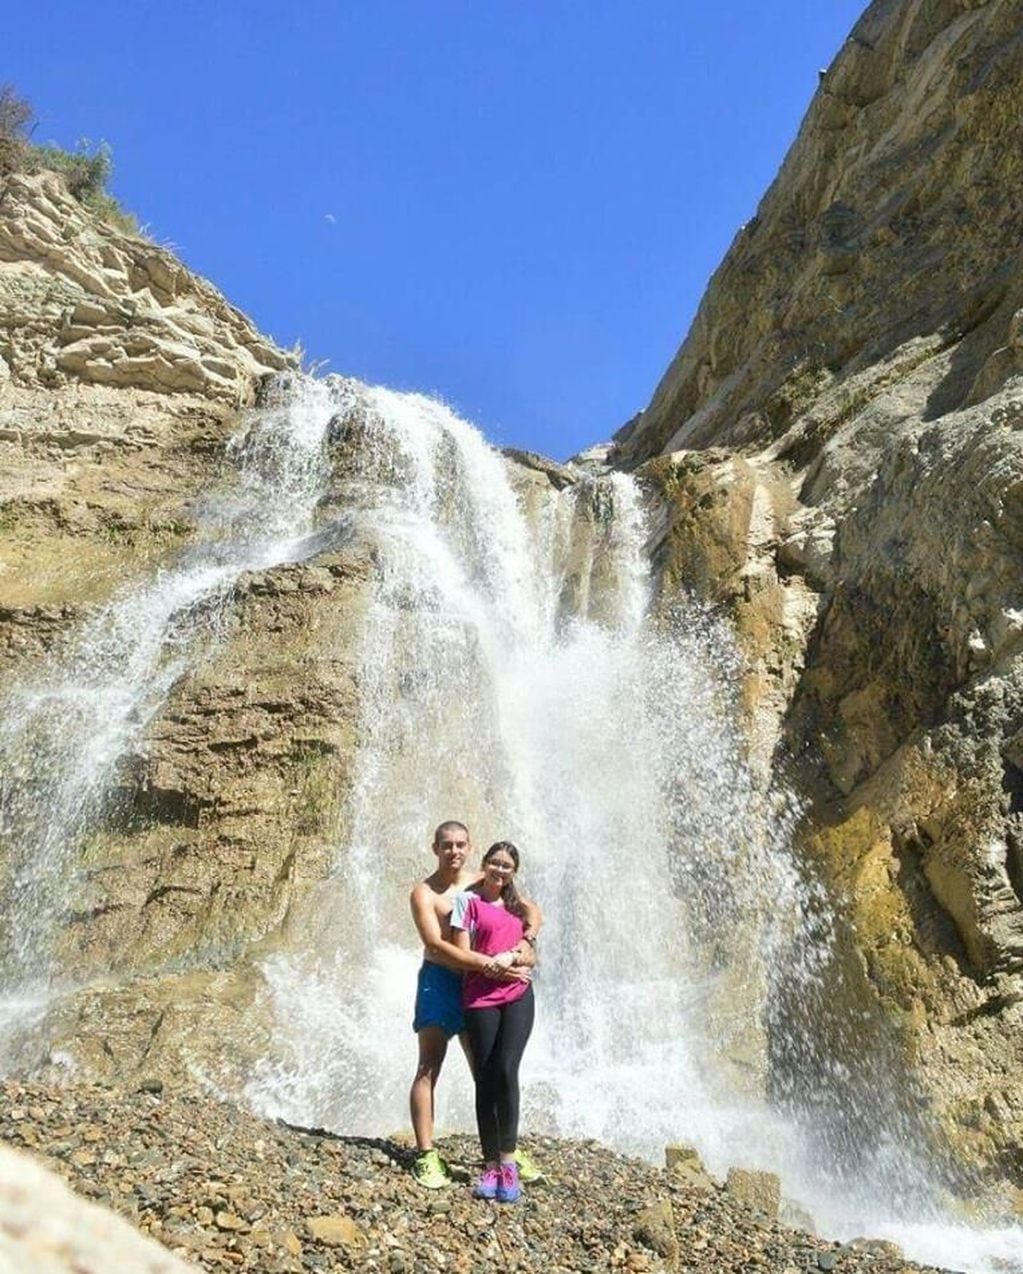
<box><xmin>0</xmin><ymin>83</ymin><xmax>139</xmax><ymax>234</ymax></box>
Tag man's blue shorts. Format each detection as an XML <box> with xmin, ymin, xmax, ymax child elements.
<box><xmin>413</xmin><ymin>962</ymin><xmax>464</xmax><ymax>1038</ymax></box>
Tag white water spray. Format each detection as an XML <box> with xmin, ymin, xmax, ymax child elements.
<box><xmin>0</xmin><ymin>375</ymin><xmax>338</xmax><ymax>1059</ymax></box>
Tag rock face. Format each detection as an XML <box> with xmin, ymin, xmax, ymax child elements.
<box><xmin>620</xmin><ymin>0</ymin><xmax>1022</xmax><ymax>470</ymax></box>
<box><xmin>621</xmin><ymin>0</ymin><xmax>1023</xmax><ymax>1177</ymax></box>
<box><xmin>0</xmin><ymin>169</ymin><xmax>295</xmax><ymax>622</ymax></box>
<box><xmin>50</xmin><ymin>550</ymin><xmax>372</xmax><ymax>1084</ymax></box>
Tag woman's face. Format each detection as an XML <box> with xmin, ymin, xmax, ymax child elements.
<box><xmin>483</xmin><ymin>851</ymin><xmax>516</xmax><ymax>888</ymax></box>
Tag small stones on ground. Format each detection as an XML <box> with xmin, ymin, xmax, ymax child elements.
<box><xmin>0</xmin><ymin>1079</ymin><xmax>949</xmax><ymax>1274</ymax></box>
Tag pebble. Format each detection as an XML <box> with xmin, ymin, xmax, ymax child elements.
<box><xmin>0</xmin><ymin>1079</ymin><xmax>956</xmax><ymax>1274</ymax></box>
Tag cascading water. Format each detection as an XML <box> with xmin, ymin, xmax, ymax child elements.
<box><xmin>249</xmin><ymin>381</ymin><xmax>1023</xmax><ymax>1274</ymax></box>
<box><xmin>0</xmin><ymin>374</ymin><xmax>339</xmax><ymax>1063</ymax></box>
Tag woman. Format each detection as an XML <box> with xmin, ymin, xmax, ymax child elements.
<box><xmin>450</xmin><ymin>841</ymin><xmax>536</xmax><ymax>1203</ymax></box>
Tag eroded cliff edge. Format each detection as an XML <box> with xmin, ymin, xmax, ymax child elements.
<box><xmin>619</xmin><ymin>0</ymin><xmax>1023</xmax><ymax>1178</ymax></box>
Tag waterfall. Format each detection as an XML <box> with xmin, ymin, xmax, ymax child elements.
<box><xmin>0</xmin><ymin>374</ymin><xmax>338</xmax><ymax>1062</ymax></box>
<box><xmin>249</xmin><ymin>380</ymin><xmax>1022</xmax><ymax>1274</ymax></box>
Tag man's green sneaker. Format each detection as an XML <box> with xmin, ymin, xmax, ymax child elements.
<box><xmin>513</xmin><ymin>1147</ymin><xmax>545</xmax><ymax>1183</ymax></box>
<box><xmin>412</xmin><ymin>1148</ymin><xmax>452</xmax><ymax>1189</ymax></box>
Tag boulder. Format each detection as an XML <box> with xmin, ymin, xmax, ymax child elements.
<box><xmin>725</xmin><ymin>1167</ymin><xmax>781</xmax><ymax>1218</ymax></box>
<box><xmin>0</xmin><ymin>1142</ymin><xmax>196</xmax><ymax>1272</ymax></box>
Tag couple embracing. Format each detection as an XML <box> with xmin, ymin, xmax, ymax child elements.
<box><xmin>409</xmin><ymin>820</ymin><xmax>542</xmax><ymax>1203</ymax></box>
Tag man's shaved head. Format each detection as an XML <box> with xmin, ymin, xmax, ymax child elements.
<box><xmin>433</xmin><ymin>819</ymin><xmax>469</xmax><ymax>847</ymax></box>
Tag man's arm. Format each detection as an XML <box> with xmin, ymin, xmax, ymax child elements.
<box><xmin>410</xmin><ymin>884</ymin><xmax>494</xmax><ymax>974</ymax></box>
<box><xmin>451</xmin><ymin>918</ymin><xmax>530</xmax><ymax>982</ymax></box>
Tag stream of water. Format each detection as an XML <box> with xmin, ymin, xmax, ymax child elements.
<box><xmin>0</xmin><ymin>374</ymin><xmax>337</xmax><ymax>1061</ymax></box>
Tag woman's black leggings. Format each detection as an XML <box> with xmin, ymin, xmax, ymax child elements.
<box><xmin>464</xmin><ymin>986</ymin><xmax>535</xmax><ymax>1161</ymax></box>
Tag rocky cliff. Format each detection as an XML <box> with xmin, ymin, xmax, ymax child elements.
<box><xmin>0</xmin><ymin>168</ymin><xmax>293</xmax><ymax>616</ymax></box>
<box><xmin>621</xmin><ymin>0</ymin><xmax>1023</xmax><ymax>1179</ymax></box>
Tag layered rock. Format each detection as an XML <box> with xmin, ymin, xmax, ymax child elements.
<box><xmin>0</xmin><ymin>169</ymin><xmax>295</xmax><ymax>621</ymax></box>
<box><xmin>0</xmin><ymin>170</ymin><xmax>289</xmax><ymax>402</ymax></box>
<box><xmin>622</xmin><ymin>0</ymin><xmax>1023</xmax><ymax>1176</ymax></box>
<box><xmin>48</xmin><ymin>551</ymin><xmax>372</xmax><ymax>1083</ymax></box>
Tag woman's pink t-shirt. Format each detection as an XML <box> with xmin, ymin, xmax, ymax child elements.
<box><xmin>450</xmin><ymin>891</ymin><xmax>530</xmax><ymax>1010</ymax></box>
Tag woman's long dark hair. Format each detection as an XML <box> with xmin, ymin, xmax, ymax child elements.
<box><xmin>482</xmin><ymin>841</ymin><xmax>527</xmax><ymax>920</ymax></box>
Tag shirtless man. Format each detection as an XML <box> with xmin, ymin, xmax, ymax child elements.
<box><xmin>409</xmin><ymin>819</ymin><xmax>541</xmax><ymax>1188</ymax></box>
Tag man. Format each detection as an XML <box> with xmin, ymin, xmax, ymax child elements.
<box><xmin>408</xmin><ymin>819</ymin><xmax>543</xmax><ymax>1187</ymax></box>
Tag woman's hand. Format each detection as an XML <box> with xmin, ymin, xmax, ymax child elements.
<box><xmin>483</xmin><ymin>959</ymin><xmax>531</xmax><ymax>983</ymax></box>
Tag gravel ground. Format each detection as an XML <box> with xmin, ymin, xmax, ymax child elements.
<box><xmin>0</xmin><ymin>1080</ymin><xmax>951</xmax><ymax>1273</ymax></box>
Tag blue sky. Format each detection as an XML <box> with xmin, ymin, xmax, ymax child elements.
<box><xmin>14</xmin><ymin>1</ymin><xmax>864</xmax><ymax>459</ymax></box>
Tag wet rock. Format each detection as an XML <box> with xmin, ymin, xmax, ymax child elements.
<box><xmin>664</xmin><ymin>1143</ymin><xmax>715</xmax><ymax>1191</ymax></box>
<box><xmin>664</xmin><ymin>1143</ymin><xmax>702</xmax><ymax>1172</ymax></box>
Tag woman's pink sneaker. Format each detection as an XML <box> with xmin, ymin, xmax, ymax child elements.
<box><xmin>473</xmin><ymin>1167</ymin><xmax>499</xmax><ymax>1200</ymax></box>
<box><xmin>496</xmin><ymin>1160</ymin><xmax>521</xmax><ymax>1203</ymax></box>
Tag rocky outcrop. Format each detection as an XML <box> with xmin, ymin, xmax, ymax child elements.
<box><xmin>619</xmin><ymin>0</ymin><xmax>1022</xmax><ymax>476</ymax></box>
<box><xmin>0</xmin><ymin>169</ymin><xmax>296</xmax><ymax>619</ymax></box>
<box><xmin>0</xmin><ymin>1140</ymin><xmax>195</xmax><ymax>1273</ymax></box>
<box><xmin>622</xmin><ymin>0</ymin><xmax>1023</xmax><ymax>1177</ymax></box>
<box><xmin>0</xmin><ymin>166</ymin><xmax>326</xmax><ymax>1080</ymax></box>
<box><xmin>0</xmin><ymin>170</ymin><xmax>289</xmax><ymax>402</ymax></box>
